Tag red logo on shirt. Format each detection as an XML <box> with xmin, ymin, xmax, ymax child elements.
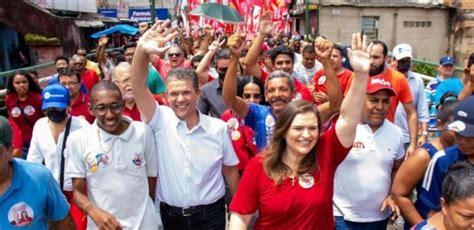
<box><xmin>8</xmin><ymin>202</ymin><xmax>34</xmax><ymax>227</ymax></box>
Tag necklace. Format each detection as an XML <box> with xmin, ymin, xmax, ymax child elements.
<box><xmin>97</xmin><ymin>128</ymin><xmax>116</xmax><ymax>154</ymax></box>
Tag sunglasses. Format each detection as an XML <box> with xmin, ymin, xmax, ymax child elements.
<box><xmin>168</xmin><ymin>53</ymin><xmax>182</xmax><ymax>58</ymax></box>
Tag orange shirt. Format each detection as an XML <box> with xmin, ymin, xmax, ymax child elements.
<box><xmin>313</xmin><ymin>68</ymin><xmax>352</xmax><ymax>95</ymax></box>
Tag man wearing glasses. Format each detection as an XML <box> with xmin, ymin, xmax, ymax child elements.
<box><xmin>70</xmin><ymin>54</ymin><xmax>99</xmax><ymax>92</ymax></box>
<box><xmin>66</xmin><ymin>81</ymin><xmax>159</xmax><ymax>229</ymax></box>
<box><xmin>58</xmin><ymin>68</ymin><xmax>95</xmax><ymax>123</ymax></box>
<box><xmin>151</xmin><ymin>44</ymin><xmax>191</xmax><ymax>79</ymax></box>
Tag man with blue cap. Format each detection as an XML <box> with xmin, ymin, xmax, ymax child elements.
<box><xmin>417</xmin><ymin>95</ymin><xmax>474</xmax><ymax>218</ymax></box>
<box><xmin>425</xmin><ymin>56</ymin><xmax>463</xmax><ymax>133</ymax></box>
<box><xmin>27</xmin><ymin>84</ymin><xmax>90</xmax><ymax>229</ymax></box>
<box><xmin>0</xmin><ymin>115</ymin><xmax>75</xmax><ymax>229</ymax></box>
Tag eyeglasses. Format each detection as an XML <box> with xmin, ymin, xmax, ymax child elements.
<box><xmin>60</xmin><ymin>81</ymin><xmax>79</xmax><ymax>87</ymax></box>
<box><xmin>168</xmin><ymin>53</ymin><xmax>182</xmax><ymax>58</ymax></box>
<box><xmin>242</xmin><ymin>93</ymin><xmax>261</xmax><ymax>99</ymax></box>
<box><xmin>93</xmin><ymin>103</ymin><xmax>124</xmax><ymax>115</ymax></box>
<box><xmin>114</xmin><ymin>78</ymin><xmax>131</xmax><ymax>85</ymax></box>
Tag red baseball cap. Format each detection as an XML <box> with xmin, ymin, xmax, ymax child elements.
<box><xmin>366</xmin><ymin>77</ymin><xmax>397</xmax><ymax>96</ymax></box>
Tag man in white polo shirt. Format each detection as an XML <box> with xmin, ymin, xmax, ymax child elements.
<box><xmin>66</xmin><ymin>81</ymin><xmax>158</xmax><ymax>229</ymax></box>
<box><xmin>131</xmin><ymin>21</ymin><xmax>240</xmax><ymax>230</ymax></box>
<box><xmin>333</xmin><ymin>77</ymin><xmax>405</xmax><ymax>229</ymax></box>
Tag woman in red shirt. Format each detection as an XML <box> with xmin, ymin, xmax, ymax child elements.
<box><xmin>228</xmin><ymin>33</ymin><xmax>371</xmax><ymax>230</ymax></box>
<box><xmin>5</xmin><ymin>71</ymin><xmax>43</xmax><ymax>158</ymax></box>
<box><xmin>221</xmin><ymin>76</ymin><xmax>264</xmax><ymax>174</ymax></box>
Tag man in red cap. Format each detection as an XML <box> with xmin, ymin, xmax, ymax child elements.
<box><xmin>333</xmin><ymin>77</ymin><xmax>404</xmax><ymax>229</ymax></box>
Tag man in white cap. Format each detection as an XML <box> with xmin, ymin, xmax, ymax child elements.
<box><xmin>392</xmin><ymin>43</ymin><xmax>430</xmax><ymax>148</ymax></box>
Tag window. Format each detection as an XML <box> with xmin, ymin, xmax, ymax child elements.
<box><xmin>362</xmin><ymin>16</ymin><xmax>379</xmax><ymax>41</ymax></box>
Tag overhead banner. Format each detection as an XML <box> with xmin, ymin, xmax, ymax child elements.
<box><xmin>129</xmin><ymin>9</ymin><xmax>169</xmax><ymax>22</ymax></box>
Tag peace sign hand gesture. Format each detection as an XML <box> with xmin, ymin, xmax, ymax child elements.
<box><xmin>347</xmin><ymin>33</ymin><xmax>371</xmax><ymax>74</ymax></box>
<box><xmin>138</xmin><ymin>20</ymin><xmax>178</xmax><ymax>56</ymax></box>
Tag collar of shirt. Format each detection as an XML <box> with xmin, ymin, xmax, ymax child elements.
<box><xmin>0</xmin><ymin>159</ymin><xmax>23</xmax><ymax>202</ymax></box>
<box><xmin>172</xmin><ymin>109</ymin><xmax>211</xmax><ymax>134</ymax></box>
<box><xmin>93</xmin><ymin>116</ymin><xmax>134</xmax><ymax>143</ymax></box>
<box><xmin>407</xmin><ymin>71</ymin><xmax>416</xmax><ymax>80</ymax></box>
<box><xmin>71</xmin><ymin>92</ymin><xmax>86</xmax><ymax>107</ymax></box>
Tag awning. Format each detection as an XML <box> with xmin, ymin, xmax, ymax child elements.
<box><xmin>75</xmin><ymin>20</ymin><xmax>105</xmax><ymax>28</ymax></box>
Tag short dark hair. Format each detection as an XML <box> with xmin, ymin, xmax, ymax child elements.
<box><xmin>442</xmin><ymin>161</ymin><xmax>474</xmax><ymax>205</ymax></box>
<box><xmin>270</xmin><ymin>45</ymin><xmax>295</xmax><ymax>64</ymax></box>
<box><xmin>89</xmin><ymin>80</ymin><xmax>122</xmax><ymax>105</ymax></box>
<box><xmin>467</xmin><ymin>52</ymin><xmax>474</xmax><ymax>69</ymax></box>
<box><xmin>215</xmin><ymin>48</ymin><xmax>231</xmax><ymax>61</ymax></box>
<box><xmin>369</xmin><ymin>40</ymin><xmax>388</xmax><ymax>57</ymax></box>
<box><xmin>191</xmin><ymin>54</ymin><xmax>204</xmax><ymax>64</ymax></box>
<box><xmin>333</xmin><ymin>44</ymin><xmax>344</xmax><ymax>56</ymax></box>
<box><xmin>55</xmin><ymin>55</ymin><xmax>69</xmax><ymax>64</ymax></box>
<box><xmin>166</xmin><ymin>67</ymin><xmax>199</xmax><ymax>92</ymax></box>
<box><xmin>123</xmin><ymin>42</ymin><xmax>137</xmax><ymax>51</ymax></box>
<box><xmin>302</xmin><ymin>45</ymin><xmax>316</xmax><ymax>55</ymax></box>
<box><xmin>58</xmin><ymin>68</ymin><xmax>81</xmax><ymax>83</ymax></box>
<box><xmin>7</xmin><ymin>71</ymin><xmax>42</xmax><ymax>95</ymax></box>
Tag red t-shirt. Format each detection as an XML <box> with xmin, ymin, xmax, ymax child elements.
<box><xmin>345</xmin><ymin>69</ymin><xmax>413</xmax><ymax>122</ymax></box>
<box><xmin>221</xmin><ymin>109</ymin><xmax>257</xmax><ymax>171</ymax></box>
<box><xmin>260</xmin><ymin>70</ymin><xmax>315</xmax><ymax>104</ymax></box>
<box><xmin>313</xmin><ymin>68</ymin><xmax>352</xmax><ymax>95</ymax></box>
<box><xmin>152</xmin><ymin>57</ymin><xmax>191</xmax><ymax>79</ymax></box>
<box><xmin>70</xmin><ymin>92</ymin><xmax>95</xmax><ymax>124</ymax></box>
<box><xmin>230</xmin><ymin>127</ymin><xmax>350</xmax><ymax>230</ymax></box>
<box><xmin>8</xmin><ymin>120</ymin><xmax>23</xmax><ymax>150</ymax></box>
<box><xmin>81</xmin><ymin>70</ymin><xmax>99</xmax><ymax>93</ymax></box>
<box><xmin>5</xmin><ymin>92</ymin><xmax>43</xmax><ymax>143</ymax></box>
<box><xmin>123</xmin><ymin>95</ymin><xmax>167</xmax><ymax>121</ymax></box>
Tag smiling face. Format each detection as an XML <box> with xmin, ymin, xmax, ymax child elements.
<box><xmin>265</xmin><ymin>77</ymin><xmax>294</xmax><ymax>116</ymax></box>
<box><xmin>361</xmin><ymin>90</ymin><xmax>391</xmax><ymax>130</ymax></box>
<box><xmin>166</xmin><ymin>79</ymin><xmax>199</xmax><ymax>121</ymax></box>
<box><xmin>284</xmin><ymin>112</ymin><xmax>319</xmax><ymax>157</ymax></box>
<box><xmin>273</xmin><ymin>54</ymin><xmax>294</xmax><ymax>74</ymax></box>
<box><xmin>89</xmin><ymin>89</ymin><xmax>125</xmax><ymax>135</ymax></box>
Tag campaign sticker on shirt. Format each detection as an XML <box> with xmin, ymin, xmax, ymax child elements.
<box><xmin>132</xmin><ymin>153</ymin><xmax>143</xmax><ymax>167</ymax></box>
<box><xmin>265</xmin><ymin>114</ymin><xmax>275</xmax><ymax>128</ymax></box>
<box><xmin>86</xmin><ymin>152</ymin><xmax>110</xmax><ymax>173</ymax></box>
<box><xmin>8</xmin><ymin>202</ymin><xmax>34</xmax><ymax>227</ymax></box>
<box><xmin>352</xmin><ymin>141</ymin><xmax>366</xmax><ymax>154</ymax></box>
<box><xmin>318</xmin><ymin>76</ymin><xmax>326</xmax><ymax>85</ymax></box>
<box><xmin>227</xmin><ymin>118</ymin><xmax>239</xmax><ymax>131</ymax></box>
<box><xmin>298</xmin><ymin>173</ymin><xmax>315</xmax><ymax>189</ymax></box>
<box><xmin>23</xmin><ymin>105</ymin><xmax>35</xmax><ymax>116</ymax></box>
<box><xmin>231</xmin><ymin>130</ymin><xmax>241</xmax><ymax>141</ymax></box>
<box><xmin>11</xmin><ymin>107</ymin><xmax>21</xmax><ymax>118</ymax></box>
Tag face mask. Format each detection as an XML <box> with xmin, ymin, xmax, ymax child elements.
<box><xmin>397</xmin><ymin>60</ymin><xmax>411</xmax><ymax>73</ymax></box>
<box><xmin>46</xmin><ymin>109</ymin><xmax>67</xmax><ymax>123</ymax></box>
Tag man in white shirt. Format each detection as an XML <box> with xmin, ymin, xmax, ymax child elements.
<box><xmin>27</xmin><ymin>84</ymin><xmax>90</xmax><ymax>229</ymax></box>
<box><xmin>293</xmin><ymin>44</ymin><xmax>323</xmax><ymax>85</ymax></box>
<box><xmin>333</xmin><ymin>77</ymin><xmax>405</xmax><ymax>229</ymax></box>
<box><xmin>66</xmin><ymin>81</ymin><xmax>158</xmax><ymax>229</ymax></box>
<box><xmin>131</xmin><ymin>21</ymin><xmax>240</xmax><ymax>230</ymax></box>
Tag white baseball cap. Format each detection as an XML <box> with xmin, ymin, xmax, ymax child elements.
<box><xmin>392</xmin><ymin>43</ymin><xmax>413</xmax><ymax>60</ymax></box>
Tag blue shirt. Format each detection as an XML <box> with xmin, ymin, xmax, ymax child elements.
<box><xmin>0</xmin><ymin>159</ymin><xmax>69</xmax><ymax>229</ymax></box>
<box><xmin>425</xmin><ymin>76</ymin><xmax>463</xmax><ymax>130</ymax></box>
<box><xmin>414</xmin><ymin>143</ymin><xmax>440</xmax><ymax>219</ymax></box>
<box><xmin>420</xmin><ymin>145</ymin><xmax>465</xmax><ymax>212</ymax></box>
<box><xmin>244</xmin><ymin>103</ymin><xmax>276</xmax><ymax>152</ymax></box>
<box><xmin>395</xmin><ymin>71</ymin><xmax>430</xmax><ymax>143</ymax></box>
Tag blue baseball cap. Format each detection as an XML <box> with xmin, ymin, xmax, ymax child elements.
<box><xmin>448</xmin><ymin>95</ymin><xmax>474</xmax><ymax>137</ymax></box>
<box><xmin>439</xmin><ymin>56</ymin><xmax>454</xmax><ymax>66</ymax></box>
<box><xmin>42</xmin><ymin>84</ymin><xmax>70</xmax><ymax>110</ymax></box>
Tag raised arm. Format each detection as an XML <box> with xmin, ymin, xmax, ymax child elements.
<box><xmin>131</xmin><ymin>20</ymin><xmax>177</xmax><ymax>122</ymax></box>
<box><xmin>223</xmin><ymin>34</ymin><xmax>249</xmax><ymax>118</ymax></box>
<box><xmin>244</xmin><ymin>13</ymin><xmax>273</xmax><ymax>78</ymax></box>
<box><xmin>314</xmin><ymin>37</ymin><xmax>342</xmax><ymax>123</ymax></box>
<box><xmin>196</xmin><ymin>39</ymin><xmax>225</xmax><ymax>85</ymax></box>
<box><xmin>335</xmin><ymin>33</ymin><xmax>370</xmax><ymax>148</ymax></box>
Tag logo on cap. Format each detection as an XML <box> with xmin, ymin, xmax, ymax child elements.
<box><xmin>371</xmin><ymin>78</ymin><xmax>391</xmax><ymax>87</ymax></box>
<box><xmin>458</xmin><ymin>111</ymin><xmax>468</xmax><ymax>117</ymax></box>
<box><xmin>44</xmin><ymin>92</ymin><xmax>51</xmax><ymax>99</ymax></box>
<box><xmin>448</xmin><ymin>120</ymin><xmax>466</xmax><ymax>132</ymax></box>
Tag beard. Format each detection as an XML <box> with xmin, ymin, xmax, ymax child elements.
<box><xmin>369</xmin><ymin>63</ymin><xmax>385</xmax><ymax>76</ymax></box>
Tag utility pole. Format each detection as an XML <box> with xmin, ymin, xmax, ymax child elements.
<box><xmin>150</xmin><ymin>0</ymin><xmax>156</xmax><ymax>24</ymax></box>
<box><xmin>304</xmin><ymin>0</ymin><xmax>310</xmax><ymax>36</ymax></box>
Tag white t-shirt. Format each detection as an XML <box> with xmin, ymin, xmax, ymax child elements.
<box><xmin>27</xmin><ymin>116</ymin><xmax>90</xmax><ymax>191</ymax></box>
<box><xmin>149</xmin><ymin>103</ymin><xmax>239</xmax><ymax>207</ymax></box>
<box><xmin>333</xmin><ymin>121</ymin><xmax>405</xmax><ymax>222</ymax></box>
<box><xmin>66</xmin><ymin>117</ymin><xmax>158</xmax><ymax>229</ymax></box>
<box><xmin>293</xmin><ymin>61</ymin><xmax>323</xmax><ymax>85</ymax></box>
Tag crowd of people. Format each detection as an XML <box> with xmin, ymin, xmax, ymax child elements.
<box><xmin>0</xmin><ymin>15</ymin><xmax>474</xmax><ymax>230</ymax></box>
